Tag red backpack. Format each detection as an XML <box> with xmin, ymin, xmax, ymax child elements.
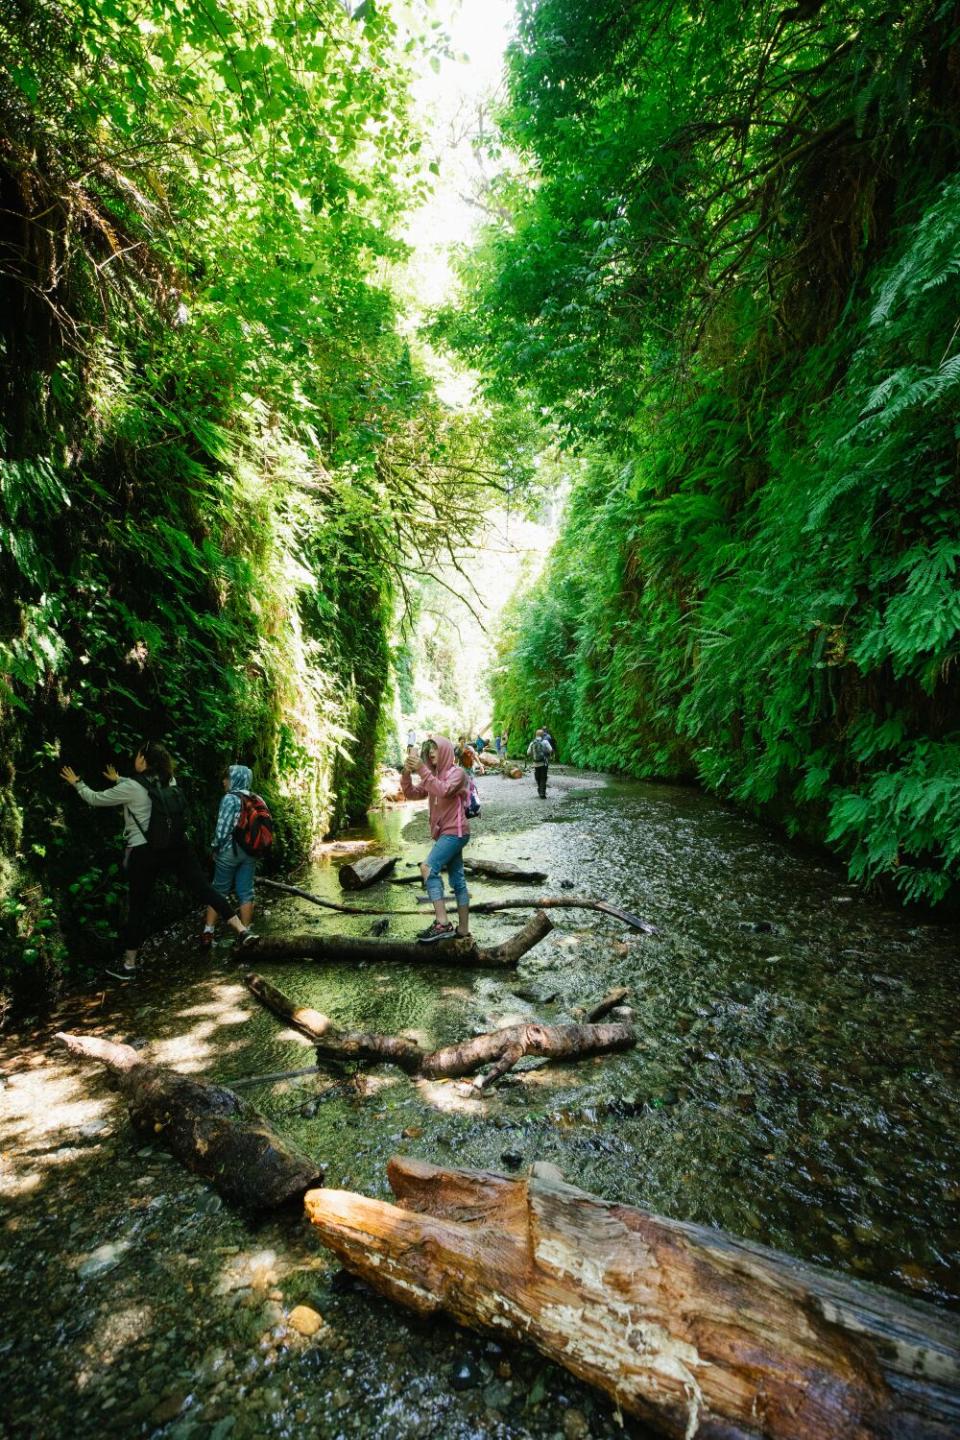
<box><xmin>233</xmin><ymin>791</ymin><xmax>274</xmax><ymax>857</ymax></box>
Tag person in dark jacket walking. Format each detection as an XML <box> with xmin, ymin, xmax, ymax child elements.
<box><xmin>61</xmin><ymin>742</ymin><xmax>256</xmax><ymax>979</ymax></box>
<box><xmin>526</xmin><ymin>728</ymin><xmax>554</xmax><ymax>798</ymax></box>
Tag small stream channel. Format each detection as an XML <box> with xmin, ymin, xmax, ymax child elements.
<box><xmin>2</xmin><ymin>768</ymin><xmax>958</xmax><ymax>1439</ymax></box>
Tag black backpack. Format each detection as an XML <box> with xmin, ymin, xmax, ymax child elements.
<box><xmin>133</xmin><ymin>777</ymin><xmax>188</xmax><ymax>850</ymax></box>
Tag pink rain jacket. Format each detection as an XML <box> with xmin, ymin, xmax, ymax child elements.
<box><xmin>400</xmin><ymin>736</ymin><xmax>470</xmax><ymax>839</ymax></box>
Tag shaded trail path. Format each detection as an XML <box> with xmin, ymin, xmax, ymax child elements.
<box><xmin>1</xmin><ymin>767</ymin><xmax>957</xmax><ymax>1438</ymax></box>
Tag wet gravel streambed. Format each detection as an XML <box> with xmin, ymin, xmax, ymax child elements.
<box><xmin>2</xmin><ymin>767</ymin><xmax>958</xmax><ymax>1439</ymax></box>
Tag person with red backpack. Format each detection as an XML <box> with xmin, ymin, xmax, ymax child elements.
<box><xmin>201</xmin><ymin>764</ymin><xmax>272</xmax><ymax>949</ymax></box>
<box><xmin>61</xmin><ymin>742</ymin><xmax>255</xmax><ymax>979</ymax></box>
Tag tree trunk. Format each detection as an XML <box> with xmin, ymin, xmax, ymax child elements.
<box><xmin>304</xmin><ymin>1158</ymin><xmax>960</xmax><ymax>1440</ymax></box>
<box><xmin>244</xmin><ymin>909</ymin><xmax>552</xmax><ymax>968</ymax></box>
<box><xmin>56</xmin><ymin>1032</ymin><xmax>323</xmax><ymax>1209</ymax></box>
<box><xmin>338</xmin><ymin>855</ymin><xmax>399</xmax><ymax>890</ymax></box>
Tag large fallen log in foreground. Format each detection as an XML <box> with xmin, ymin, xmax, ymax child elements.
<box><xmin>56</xmin><ymin>1032</ymin><xmax>323</xmax><ymax>1209</ymax></box>
<box><xmin>245</xmin><ymin>910</ymin><xmax>552</xmax><ymax>968</ymax></box>
<box><xmin>305</xmin><ymin>1158</ymin><xmax>960</xmax><ymax>1440</ymax></box>
<box><xmin>244</xmin><ymin>972</ymin><xmax>634</xmax><ymax>1088</ymax></box>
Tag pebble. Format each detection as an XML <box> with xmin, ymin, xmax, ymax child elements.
<box><xmin>450</xmin><ymin>1358</ymin><xmax>480</xmax><ymax>1390</ymax></box>
<box><xmin>563</xmin><ymin>1408</ymin><xmax>590</xmax><ymax>1439</ymax></box>
<box><xmin>288</xmin><ymin>1305</ymin><xmax>324</xmax><ymax>1337</ymax></box>
<box><xmin>77</xmin><ymin>1241</ymin><xmax>130</xmax><ymax>1279</ymax></box>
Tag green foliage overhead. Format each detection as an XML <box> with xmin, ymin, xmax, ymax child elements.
<box><xmin>455</xmin><ymin>0</ymin><xmax>960</xmax><ymax>906</ymax></box>
<box><xmin>0</xmin><ymin>0</ymin><xmax>486</xmax><ymax>1013</ymax></box>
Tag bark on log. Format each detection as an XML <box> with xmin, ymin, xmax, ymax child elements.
<box><xmin>56</xmin><ymin>1032</ymin><xmax>323</xmax><ymax>1209</ymax></box>
<box><xmin>338</xmin><ymin>855</ymin><xmax>399</xmax><ymax>890</ymax></box>
<box><xmin>420</xmin><ymin>1020</ymin><xmax>635</xmax><ymax>1088</ymax></box>
<box><xmin>244</xmin><ymin>964</ymin><xmax>633</xmax><ymax>1089</ymax></box>
<box><xmin>462</xmin><ymin>858</ymin><xmax>548</xmax><ymax>883</ymax></box>
<box><xmin>304</xmin><ymin>1158</ymin><xmax>960</xmax><ymax>1440</ymax></box>
<box><xmin>244</xmin><ymin>910</ymin><xmax>553</xmax><ymax>968</ymax></box>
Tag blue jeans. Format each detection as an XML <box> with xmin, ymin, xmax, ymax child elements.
<box><xmin>424</xmin><ymin>834</ymin><xmax>469</xmax><ymax>906</ymax></box>
<box><xmin>213</xmin><ymin>844</ymin><xmax>256</xmax><ymax>905</ymax></box>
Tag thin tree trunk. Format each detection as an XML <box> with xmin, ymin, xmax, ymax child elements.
<box><xmin>259</xmin><ymin>876</ymin><xmax>657</xmax><ymax>934</ymax></box>
<box><xmin>56</xmin><ymin>1032</ymin><xmax>323</xmax><ymax>1209</ymax></box>
<box><xmin>304</xmin><ymin>1158</ymin><xmax>960</xmax><ymax>1440</ymax></box>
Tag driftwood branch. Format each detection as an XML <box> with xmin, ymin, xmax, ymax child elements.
<box><xmin>244</xmin><ymin>910</ymin><xmax>553</xmax><ymax>968</ymax></box>
<box><xmin>55</xmin><ymin>1032</ymin><xmax>323</xmax><ymax>1208</ymax></box>
<box><xmin>470</xmin><ymin>895</ymin><xmax>659</xmax><ymax>934</ymax></box>
<box><xmin>259</xmin><ymin>875</ymin><xmax>658</xmax><ymax>934</ymax></box>
<box><xmin>304</xmin><ymin>1158</ymin><xmax>960</xmax><ymax>1440</ymax></box>
<box><xmin>244</xmin><ymin>970</ymin><xmax>634</xmax><ymax>1089</ymax></box>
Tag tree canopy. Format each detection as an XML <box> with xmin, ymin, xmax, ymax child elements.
<box><xmin>445</xmin><ymin>0</ymin><xmax>960</xmax><ymax>906</ymax></box>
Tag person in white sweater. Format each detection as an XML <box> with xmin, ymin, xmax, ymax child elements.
<box><xmin>61</xmin><ymin>742</ymin><xmax>255</xmax><ymax>979</ymax></box>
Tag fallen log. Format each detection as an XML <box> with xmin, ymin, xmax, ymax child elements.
<box><xmin>304</xmin><ymin>1158</ymin><xmax>960</xmax><ymax>1440</ymax></box>
<box><xmin>463</xmin><ymin>858</ymin><xmax>548</xmax><ymax>883</ymax></box>
<box><xmin>338</xmin><ymin>855</ymin><xmax>398</xmax><ymax>890</ymax></box>
<box><xmin>244</xmin><ymin>910</ymin><xmax>553</xmax><ymax>968</ymax></box>
<box><xmin>470</xmin><ymin>894</ymin><xmax>659</xmax><ymax>934</ymax></box>
<box><xmin>421</xmin><ymin>1019</ymin><xmax>635</xmax><ymax>1089</ymax></box>
<box><xmin>56</xmin><ymin>1032</ymin><xmax>323</xmax><ymax>1209</ymax></box>
<box><xmin>244</xmin><ymin>969</ymin><xmax>633</xmax><ymax>1088</ymax></box>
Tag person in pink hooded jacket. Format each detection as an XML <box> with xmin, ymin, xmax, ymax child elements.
<box><xmin>400</xmin><ymin>735</ymin><xmax>471</xmax><ymax>944</ymax></box>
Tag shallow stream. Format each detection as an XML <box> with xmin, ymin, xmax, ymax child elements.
<box><xmin>2</xmin><ymin>768</ymin><xmax>958</xmax><ymax>1439</ymax></box>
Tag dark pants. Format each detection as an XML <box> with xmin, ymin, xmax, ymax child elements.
<box><xmin>534</xmin><ymin>764</ymin><xmax>549</xmax><ymax>797</ymax></box>
<box><xmin>120</xmin><ymin>843</ymin><xmax>235</xmax><ymax>951</ymax></box>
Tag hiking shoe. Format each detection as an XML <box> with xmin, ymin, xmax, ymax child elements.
<box><xmin>417</xmin><ymin>921</ymin><xmax>455</xmax><ymax>944</ymax></box>
<box><xmin>105</xmin><ymin>963</ymin><xmax>136</xmax><ymax>982</ymax></box>
<box><xmin>199</xmin><ymin>930</ymin><xmax>214</xmax><ymax>951</ymax></box>
<box><xmin>235</xmin><ymin>928</ymin><xmax>259</xmax><ymax>949</ymax></box>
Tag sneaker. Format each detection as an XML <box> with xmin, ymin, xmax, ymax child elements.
<box><xmin>235</xmin><ymin>928</ymin><xmax>259</xmax><ymax>948</ymax></box>
<box><xmin>417</xmin><ymin>921</ymin><xmax>455</xmax><ymax>944</ymax></box>
<box><xmin>199</xmin><ymin>930</ymin><xmax>214</xmax><ymax>951</ymax></box>
<box><xmin>105</xmin><ymin>963</ymin><xmax>136</xmax><ymax>981</ymax></box>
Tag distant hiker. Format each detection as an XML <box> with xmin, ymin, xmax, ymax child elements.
<box><xmin>495</xmin><ymin>732</ymin><xmax>505</xmax><ymax>757</ymax></box>
<box><xmin>400</xmin><ymin>736</ymin><xmax>471</xmax><ymax>944</ymax></box>
<box><xmin>474</xmin><ymin>735</ymin><xmax>487</xmax><ymax>753</ymax></box>
<box><xmin>459</xmin><ymin>738</ymin><xmax>479</xmax><ymax>775</ymax></box>
<box><xmin>61</xmin><ymin>743</ymin><xmax>256</xmax><ymax>979</ymax></box>
<box><xmin>543</xmin><ymin>728</ymin><xmax>556</xmax><ymax>761</ymax></box>
<box><xmin>527</xmin><ymin>728</ymin><xmax>554</xmax><ymax>798</ymax></box>
<box><xmin>201</xmin><ymin>764</ymin><xmax>272</xmax><ymax>949</ymax></box>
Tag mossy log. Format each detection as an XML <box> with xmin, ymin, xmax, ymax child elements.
<box><xmin>304</xmin><ymin>1158</ymin><xmax>960</xmax><ymax>1440</ymax></box>
<box><xmin>56</xmin><ymin>1032</ymin><xmax>323</xmax><ymax>1208</ymax></box>
<box><xmin>338</xmin><ymin>855</ymin><xmax>398</xmax><ymax>890</ymax></box>
<box><xmin>244</xmin><ymin>909</ymin><xmax>552</xmax><ymax>968</ymax></box>
<box><xmin>244</xmin><ymin>971</ymin><xmax>633</xmax><ymax>1088</ymax></box>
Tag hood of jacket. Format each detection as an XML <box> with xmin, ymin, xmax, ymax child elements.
<box><xmin>228</xmin><ymin>764</ymin><xmax>253</xmax><ymax>793</ymax></box>
<box><xmin>428</xmin><ymin>736</ymin><xmax>457</xmax><ymax>777</ymax></box>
